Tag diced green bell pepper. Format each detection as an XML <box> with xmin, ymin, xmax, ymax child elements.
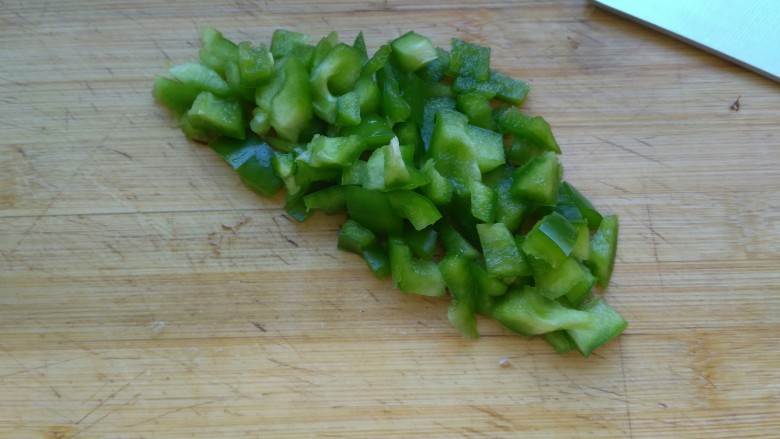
<box><xmin>492</xmin><ymin>286</ymin><xmax>592</xmax><ymax>336</ymax></box>
<box><xmin>256</xmin><ymin>56</ymin><xmax>313</xmax><ymax>142</ymax></box>
<box><xmin>187</xmin><ymin>91</ymin><xmax>245</xmax><ymax>139</ymax></box>
<box><xmin>389</xmin><ymin>237</ymin><xmax>446</xmax><ymax>297</ymax></box>
<box><xmin>152</xmin><ymin>76</ymin><xmax>201</xmax><ymax>115</ymax></box>
<box><xmin>440</xmin><ymin>253</ymin><xmax>479</xmax><ymax>338</ymax></box>
<box><xmin>198</xmin><ymin>27</ymin><xmax>238</xmax><ymax>76</ymax></box>
<box><xmin>457</xmin><ymin>90</ymin><xmax>495</xmax><ymax>130</ymax></box>
<box><xmin>238</xmin><ymin>41</ymin><xmax>274</xmax><ymax>88</ymax></box>
<box><xmin>169</xmin><ymin>62</ymin><xmax>233</xmax><ymax>97</ymax></box>
<box><xmin>566</xmin><ymin>298</ymin><xmax>627</xmax><ymax>357</ymax></box>
<box><xmin>510</xmin><ymin>151</ymin><xmax>563</xmax><ymax>206</ymax></box>
<box><xmin>449</xmin><ymin>38</ymin><xmax>491</xmax><ymax>81</ymax></box>
<box><xmin>304</xmin><ymin>134</ymin><xmax>365</xmax><ymax>169</ymax></box>
<box><xmin>543</xmin><ymin>330</ymin><xmax>577</xmax><ymax>354</ymax></box>
<box><xmin>340</xmin><ymin>114</ymin><xmax>395</xmax><ymax>149</ymax></box>
<box><xmin>494</xmin><ymin>107</ymin><xmax>561</xmax><ymax>154</ymax></box>
<box><xmin>429</xmin><ymin>110</ymin><xmax>481</xmax><ymax>196</ymax></box>
<box><xmin>387</xmin><ymin>190</ymin><xmax>443</xmax><ymax>231</ymax></box>
<box><xmin>482</xmin><ymin>165</ymin><xmax>533</xmax><ymax>233</ymax></box>
<box><xmin>403</xmin><ymin>226</ymin><xmax>438</xmax><ymax>260</ymax></box>
<box><xmin>586</xmin><ymin>214</ymin><xmax>618</xmax><ymax>287</ymax></box>
<box><xmin>421</xmin><ymin>96</ymin><xmax>456</xmax><ymax>152</ymax></box>
<box><xmin>390</xmin><ymin>31</ymin><xmax>438</xmax><ymax>72</ymax></box>
<box><xmin>522</xmin><ymin>212</ymin><xmax>579</xmax><ymax>269</ymax></box>
<box><xmin>346</xmin><ymin>187</ymin><xmax>404</xmax><ymax>236</ymax></box>
<box><xmin>337</xmin><ymin>219</ymin><xmax>391</xmax><ymax>279</ymax></box>
<box><xmin>438</xmin><ymin>222</ymin><xmax>480</xmax><ymax>260</ymax></box>
<box><xmin>303</xmin><ymin>185</ymin><xmax>348</xmax><ymax>214</ymax></box>
<box><xmin>209</xmin><ymin>135</ymin><xmax>283</xmax><ymax>197</ymax></box>
<box><xmin>532</xmin><ymin>256</ymin><xmax>596</xmax><ymax>305</ymax></box>
<box><xmin>420</xmin><ymin>159</ymin><xmax>453</xmax><ymax>206</ymax></box>
<box><xmin>469</xmin><ymin>181</ymin><xmax>496</xmax><ymax>223</ymax></box>
<box><xmin>477</xmin><ymin>222</ymin><xmax>531</xmax><ymax>278</ymax></box>
<box><xmin>376</xmin><ymin>61</ymin><xmax>411</xmax><ymax>124</ymax></box>
<box><xmin>558</xmin><ymin>182</ymin><xmax>603</xmax><ymax>230</ymax></box>
<box><xmin>311</xmin><ymin>43</ymin><xmax>364</xmax><ymax>124</ymax></box>
<box><xmin>417</xmin><ymin>47</ymin><xmax>450</xmax><ymax>82</ymax></box>
<box><xmin>270</xmin><ymin>29</ymin><xmax>309</xmax><ymax>59</ymax></box>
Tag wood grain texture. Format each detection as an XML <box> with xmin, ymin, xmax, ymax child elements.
<box><xmin>1</xmin><ymin>1</ymin><xmax>779</xmax><ymax>437</ymax></box>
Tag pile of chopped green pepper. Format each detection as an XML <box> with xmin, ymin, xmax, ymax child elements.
<box><xmin>153</xmin><ymin>28</ymin><xmax>627</xmax><ymax>357</ymax></box>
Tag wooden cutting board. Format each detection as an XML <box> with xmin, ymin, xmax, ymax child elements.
<box><xmin>1</xmin><ymin>1</ymin><xmax>778</xmax><ymax>437</ymax></box>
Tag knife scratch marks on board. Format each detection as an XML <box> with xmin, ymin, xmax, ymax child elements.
<box><xmin>267</xmin><ymin>358</ymin><xmax>335</xmax><ymax>378</ymax></box>
<box><xmin>125</xmin><ymin>399</ymin><xmax>222</xmax><ymax>428</ymax></box>
<box><xmin>595</xmin><ymin>136</ymin><xmax>663</xmax><ymax>165</ymax></box>
<box><xmin>74</xmin><ymin>369</ymin><xmax>147</xmax><ymax>426</ymax></box>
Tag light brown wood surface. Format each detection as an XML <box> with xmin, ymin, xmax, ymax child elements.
<box><xmin>2</xmin><ymin>1</ymin><xmax>779</xmax><ymax>437</ymax></box>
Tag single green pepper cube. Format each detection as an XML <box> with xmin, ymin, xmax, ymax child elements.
<box><xmin>559</xmin><ymin>182</ymin><xmax>603</xmax><ymax>230</ymax></box>
<box><xmin>387</xmin><ymin>190</ymin><xmax>443</xmax><ymax>231</ymax></box>
<box><xmin>421</xmin><ymin>96</ymin><xmax>456</xmax><ymax>152</ymax></box>
<box><xmin>489</xmin><ymin>70</ymin><xmax>531</xmax><ymax>105</ymax></box>
<box><xmin>198</xmin><ymin>27</ymin><xmax>239</xmax><ymax>76</ymax></box>
<box><xmin>469</xmin><ymin>181</ymin><xmax>496</xmax><ymax>224</ymax></box>
<box><xmin>353</xmin><ymin>31</ymin><xmax>368</xmax><ymax>61</ymax></box>
<box><xmin>303</xmin><ymin>185</ymin><xmax>348</xmax><ymax>214</ymax></box>
<box><xmin>449</xmin><ymin>38</ymin><xmax>491</xmax><ymax>81</ymax></box>
<box><xmin>238</xmin><ymin>41</ymin><xmax>274</xmax><ymax>87</ymax></box>
<box><xmin>469</xmin><ymin>260</ymin><xmax>509</xmax><ymax>298</ymax></box>
<box><xmin>440</xmin><ymin>253</ymin><xmax>479</xmax><ymax>338</ymax></box>
<box><xmin>482</xmin><ymin>165</ymin><xmax>533</xmax><ymax>234</ymax></box>
<box><xmin>404</xmin><ymin>226</ymin><xmax>438</xmax><ymax>260</ymax></box>
<box><xmin>522</xmin><ymin>212</ymin><xmax>579</xmax><ymax>268</ymax></box>
<box><xmin>169</xmin><ymin>62</ymin><xmax>233</xmax><ymax>97</ymax></box>
<box><xmin>417</xmin><ymin>47</ymin><xmax>450</xmax><ymax>82</ymax></box>
<box><xmin>361</xmin><ymin>44</ymin><xmax>392</xmax><ymax>78</ymax></box>
<box><xmin>566</xmin><ymin>298</ymin><xmax>628</xmax><ymax>357</ymax></box>
<box><xmin>336</xmin><ymin>91</ymin><xmax>362</xmax><ymax>127</ymax></box>
<box><xmin>586</xmin><ymin>214</ymin><xmax>619</xmax><ymax>287</ymax></box>
<box><xmin>510</xmin><ymin>151</ymin><xmax>563</xmax><ymax>206</ymax></box>
<box><xmin>507</xmin><ymin>137</ymin><xmax>545</xmax><ymax>167</ymax></box>
<box><xmin>477</xmin><ymin>223</ymin><xmax>531</xmax><ymax>278</ymax></box>
<box><xmin>270</xmin><ymin>29</ymin><xmax>309</xmax><ymax>59</ymax></box>
<box><xmin>390</xmin><ymin>31</ymin><xmax>438</xmax><ymax>72</ymax></box>
<box><xmin>438</xmin><ymin>222</ymin><xmax>480</xmax><ymax>260</ymax></box>
<box><xmin>152</xmin><ymin>76</ymin><xmax>201</xmax><ymax>115</ymax></box>
<box><xmin>532</xmin><ymin>256</ymin><xmax>596</xmax><ymax>304</ymax></box>
<box><xmin>571</xmin><ymin>222</ymin><xmax>591</xmax><ymax>261</ymax></box>
<box><xmin>377</xmin><ymin>61</ymin><xmax>412</xmax><ymax>124</ymax></box>
<box><xmin>341</xmin><ymin>159</ymin><xmax>367</xmax><ymax>186</ymax></box>
<box><xmin>346</xmin><ymin>187</ymin><xmax>403</xmax><ymax>236</ymax></box>
<box><xmin>312</xmin><ymin>31</ymin><xmax>340</xmax><ymax>70</ymax></box>
<box><xmin>338</xmin><ymin>219</ymin><xmax>377</xmax><ymax>254</ymax></box>
<box><xmin>311</xmin><ymin>43</ymin><xmax>364</xmax><ymax>124</ymax></box>
<box><xmin>494</xmin><ymin>107</ymin><xmax>561</xmax><ymax>154</ymax></box>
<box><xmin>224</xmin><ymin>61</ymin><xmax>254</xmax><ymax>102</ymax></box>
<box><xmin>187</xmin><ymin>91</ymin><xmax>245</xmax><ymax>139</ymax></box>
<box><xmin>430</xmin><ymin>110</ymin><xmax>481</xmax><ymax>196</ymax></box>
<box><xmin>353</xmin><ymin>76</ymin><xmax>380</xmax><ymax>115</ymax></box>
<box><xmin>340</xmin><ymin>114</ymin><xmax>395</xmax><ymax>149</ymax></box>
<box><xmin>305</xmin><ymin>134</ymin><xmax>365</xmax><ymax>169</ymax></box>
<box><xmin>466</xmin><ymin>124</ymin><xmax>505</xmax><ymax>174</ymax></box>
<box><xmin>361</xmin><ymin>244</ymin><xmax>391</xmax><ymax>279</ymax></box>
<box><xmin>420</xmin><ymin>160</ymin><xmax>453</xmax><ymax>206</ymax></box>
<box><xmin>492</xmin><ymin>286</ymin><xmax>592</xmax><ymax>336</ymax></box>
<box><xmin>256</xmin><ymin>56</ymin><xmax>313</xmax><ymax>143</ymax></box>
<box><xmin>232</xmin><ymin>139</ymin><xmax>283</xmax><ymax>198</ymax></box>
<box><xmin>389</xmin><ymin>237</ymin><xmax>446</xmax><ymax>297</ymax></box>
<box><xmin>457</xmin><ymin>90</ymin><xmax>495</xmax><ymax>130</ymax></box>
